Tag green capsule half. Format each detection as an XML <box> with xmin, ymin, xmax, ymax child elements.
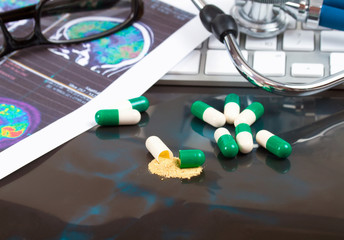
<box><xmin>129</xmin><ymin>96</ymin><xmax>150</xmax><ymax>112</ymax></box>
<box><xmin>179</xmin><ymin>149</ymin><xmax>205</xmax><ymax>168</ymax></box>
<box><xmin>214</xmin><ymin>127</ymin><xmax>238</xmax><ymax>158</ymax></box>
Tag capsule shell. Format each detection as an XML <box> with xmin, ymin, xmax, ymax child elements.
<box><xmin>256</xmin><ymin>130</ymin><xmax>292</xmax><ymax>158</ymax></box>
<box><xmin>95</xmin><ymin>109</ymin><xmax>141</xmax><ymax>126</ymax></box>
<box><xmin>129</xmin><ymin>96</ymin><xmax>150</xmax><ymax>112</ymax></box>
<box><xmin>234</xmin><ymin>102</ymin><xmax>264</xmax><ymax>126</ymax></box>
<box><xmin>191</xmin><ymin>100</ymin><xmax>226</xmax><ymax>128</ymax></box>
<box><xmin>113</xmin><ymin>96</ymin><xmax>149</xmax><ymax>112</ymax></box>
<box><xmin>179</xmin><ymin>149</ymin><xmax>205</xmax><ymax>168</ymax></box>
<box><xmin>224</xmin><ymin>93</ymin><xmax>240</xmax><ymax>124</ymax></box>
<box><xmin>214</xmin><ymin>128</ymin><xmax>238</xmax><ymax>158</ymax></box>
<box><xmin>235</xmin><ymin>123</ymin><xmax>253</xmax><ymax>154</ymax></box>
<box><xmin>145</xmin><ymin>136</ymin><xmax>173</xmax><ymax>162</ymax></box>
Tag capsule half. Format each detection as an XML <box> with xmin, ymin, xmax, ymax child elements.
<box><xmin>179</xmin><ymin>149</ymin><xmax>205</xmax><ymax>168</ymax></box>
<box><xmin>224</xmin><ymin>93</ymin><xmax>240</xmax><ymax>124</ymax></box>
<box><xmin>214</xmin><ymin>128</ymin><xmax>238</xmax><ymax>158</ymax></box>
<box><xmin>235</xmin><ymin>123</ymin><xmax>253</xmax><ymax>154</ymax></box>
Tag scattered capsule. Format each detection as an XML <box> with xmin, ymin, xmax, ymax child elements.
<box><xmin>179</xmin><ymin>149</ymin><xmax>205</xmax><ymax>168</ymax></box>
<box><xmin>235</xmin><ymin>123</ymin><xmax>253</xmax><ymax>154</ymax></box>
<box><xmin>95</xmin><ymin>109</ymin><xmax>141</xmax><ymax>126</ymax></box>
<box><xmin>214</xmin><ymin>127</ymin><xmax>238</xmax><ymax>158</ymax></box>
<box><xmin>191</xmin><ymin>100</ymin><xmax>226</xmax><ymax>128</ymax></box>
<box><xmin>256</xmin><ymin>130</ymin><xmax>292</xmax><ymax>158</ymax></box>
<box><xmin>145</xmin><ymin>136</ymin><xmax>173</xmax><ymax>162</ymax></box>
<box><xmin>113</xmin><ymin>96</ymin><xmax>150</xmax><ymax>112</ymax></box>
<box><xmin>224</xmin><ymin>93</ymin><xmax>240</xmax><ymax>124</ymax></box>
<box><xmin>234</xmin><ymin>102</ymin><xmax>264</xmax><ymax>127</ymax></box>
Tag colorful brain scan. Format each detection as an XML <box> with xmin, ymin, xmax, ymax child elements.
<box><xmin>0</xmin><ymin>98</ymin><xmax>40</xmax><ymax>150</ymax></box>
<box><xmin>49</xmin><ymin>16</ymin><xmax>153</xmax><ymax>77</ymax></box>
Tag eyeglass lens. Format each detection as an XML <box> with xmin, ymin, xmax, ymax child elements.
<box><xmin>40</xmin><ymin>0</ymin><xmax>133</xmax><ymax>42</ymax></box>
<box><xmin>0</xmin><ymin>0</ymin><xmax>39</xmax><ymax>55</ymax></box>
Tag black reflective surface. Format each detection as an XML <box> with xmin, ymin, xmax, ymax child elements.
<box><xmin>1</xmin><ymin>86</ymin><xmax>344</xmax><ymax>239</ymax></box>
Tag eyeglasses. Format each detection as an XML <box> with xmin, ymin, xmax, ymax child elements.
<box><xmin>0</xmin><ymin>0</ymin><xmax>143</xmax><ymax>58</ymax></box>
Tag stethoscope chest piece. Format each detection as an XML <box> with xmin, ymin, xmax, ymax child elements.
<box><xmin>231</xmin><ymin>0</ymin><xmax>288</xmax><ymax>38</ymax></box>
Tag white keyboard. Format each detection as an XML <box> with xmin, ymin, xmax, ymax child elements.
<box><xmin>160</xmin><ymin>20</ymin><xmax>344</xmax><ymax>89</ymax></box>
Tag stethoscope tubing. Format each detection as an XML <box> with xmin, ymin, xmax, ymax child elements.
<box><xmin>320</xmin><ymin>2</ymin><xmax>344</xmax><ymax>30</ymax></box>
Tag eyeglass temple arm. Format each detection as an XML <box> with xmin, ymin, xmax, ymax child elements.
<box><xmin>0</xmin><ymin>0</ymin><xmax>122</xmax><ymax>23</ymax></box>
<box><xmin>192</xmin><ymin>0</ymin><xmax>344</xmax><ymax>96</ymax></box>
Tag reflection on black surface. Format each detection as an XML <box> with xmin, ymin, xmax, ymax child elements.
<box><xmin>279</xmin><ymin>110</ymin><xmax>344</xmax><ymax>144</ymax></box>
<box><xmin>2</xmin><ymin>87</ymin><xmax>344</xmax><ymax>239</ymax></box>
<box><xmin>213</xmin><ymin>143</ymin><xmax>238</xmax><ymax>172</ymax></box>
<box><xmin>95</xmin><ymin>125</ymin><xmax>142</xmax><ymax>140</ymax></box>
<box><xmin>181</xmin><ymin>170</ymin><xmax>205</xmax><ymax>184</ymax></box>
<box><xmin>190</xmin><ymin>117</ymin><xmax>216</xmax><ymax>139</ymax></box>
<box><xmin>256</xmin><ymin>148</ymin><xmax>291</xmax><ymax>174</ymax></box>
<box><xmin>1</xmin><ymin>199</ymin><xmax>344</xmax><ymax>240</ymax></box>
<box><xmin>94</xmin><ymin>112</ymin><xmax>150</xmax><ymax>140</ymax></box>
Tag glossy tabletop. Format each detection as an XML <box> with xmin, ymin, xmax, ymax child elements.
<box><xmin>1</xmin><ymin>86</ymin><xmax>344</xmax><ymax>239</ymax></box>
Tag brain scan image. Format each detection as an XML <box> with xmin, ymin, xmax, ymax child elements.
<box><xmin>0</xmin><ymin>0</ymin><xmax>38</xmax><ymax>10</ymax></box>
<box><xmin>0</xmin><ymin>98</ymin><xmax>41</xmax><ymax>150</ymax></box>
<box><xmin>48</xmin><ymin>16</ymin><xmax>154</xmax><ymax>77</ymax></box>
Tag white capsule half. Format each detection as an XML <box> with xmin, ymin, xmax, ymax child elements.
<box><xmin>118</xmin><ymin>109</ymin><xmax>141</xmax><ymax>125</ymax></box>
<box><xmin>224</xmin><ymin>102</ymin><xmax>240</xmax><ymax>124</ymax></box>
<box><xmin>235</xmin><ymin>123</ymin><xmax>253</xmax><ymax>154</ymax></box>
<box><xmin>145</xmin><ymin>136</ymin><xmax>173</xmax><ymax>162</ymax></box>
<box><xmin>224</xmin><ymin>93</ymin><xmax>240</xmax><ymax>124</ymax></box>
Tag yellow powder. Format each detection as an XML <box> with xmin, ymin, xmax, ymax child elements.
<box><xmin>148</xmin><ymin>157</ymin><xmax>203</xmax><ymax>179</ymax></box>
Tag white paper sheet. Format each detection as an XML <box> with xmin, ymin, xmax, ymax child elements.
<box><xmin>0</xmin><ymin>16</ymin><xmax>211</xmax><ymax>180</ymax></box>
<box><xmin>0</xmin><ymin>0</ymin><xmax>236</xmax><ymax>180</ymax></box>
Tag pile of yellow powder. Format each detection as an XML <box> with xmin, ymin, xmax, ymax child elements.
<box><xmin>148</xmin><ymin>157</ymin><xmax>203</xmax><ymax>179</ymax></box>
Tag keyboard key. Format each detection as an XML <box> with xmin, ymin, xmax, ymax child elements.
<box><xmin>291</xmin><ymin>63</ymin><xmax>324</xmax><ymax>77</ymax></box>
<box><xmin>253</xmin><ymin>51</ymin><xmax>285</xmax><ymax>76</ymax></box>
<box><xmin>208</xmin><ymin>35</ymin><xmax>226</xmax><ymax>49</ymax></box>
<box><xmin>168</xmin><ymin>50</ymin><xmax>201</xmax><ymax>74</ymax></box>
<box><xmin>245</xmin><ymin>36</ymin><xmax>277</xmax><ymax>50</ymax></box>
<box><xmin>208</xmin><ymin>34</ymin><xmax>240</xmax><ymax>49</ymax></box>
<box><xmin>321</xmin><ymin>31</ymin><xmax>344</xmax><ymax>52</ymax></box>
<box><xmin>287</xmin><ymin>15</ymin><xmax>297</xmax><ymax>29</ymax></box>
<box><xmin>302</xmin><ymin>23</ymin><xmax>329</xmax><ymax>30</ymax></box>
<box><xmin>330</xmin><ymin>53</ymin><xmax>344</xmax><ymax>74</ymax></box>
<box><xmin>205</xmin><ymin>49</ymin><xmax>248</xmax><ymax>75</ymax></box>
<box><xmin>283</xmin><ymin>30</ymin><xmax>314</xmax><ymax>51</ymax></box>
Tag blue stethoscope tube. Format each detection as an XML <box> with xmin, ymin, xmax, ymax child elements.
<box><xmin>320</xmin><ymin>0</ymin><xmax>344</xmax><ymax>30</ymax></box>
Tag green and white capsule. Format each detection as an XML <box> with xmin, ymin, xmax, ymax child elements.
<box><xmin>114</xmin><ymin>96</ymin><xmax>150</xmax><ymax>112</ymax></box>
<box><xmin>224</xmin><ymin>93</ymin><xmax>240</xmax><ymax>124</ymax></box>
<box><xmin>95</xmin><ymin>109</ymin><xmax>141</xmax><ymax>126</ymax></box>
<box><xmin>256</xmin><ymin>130</ymin><xmax>292</xmax><ymax>158</ymax></box>
<box><xmin>234</xmin><ymin>102</ymin><xmax>264</xmax><ymax>127</ymax></box>
<box><xmin>191</xmin><ymin>100</ymin><xmax>226</xmax><ymax>128</ymax></box>
<box><xmin>235</xmin><ymin>123</ymin><xmax>253</xmax><ymax>154</ymax></box>
<box><xmin>214</xmin><ymin>127</ymin><xmax>239</xmax><ymax>158</ymax></box>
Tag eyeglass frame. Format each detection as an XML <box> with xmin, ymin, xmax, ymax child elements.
<box><xmin>0</xmin><ymin>0</ymin><xmax>144</xmax><ymax>58</ymax></box>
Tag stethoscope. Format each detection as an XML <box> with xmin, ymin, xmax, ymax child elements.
<box><xmin>191</xmin><ymin>0</ymin><xmax>344</xmax><ymax>96</ymax></box>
